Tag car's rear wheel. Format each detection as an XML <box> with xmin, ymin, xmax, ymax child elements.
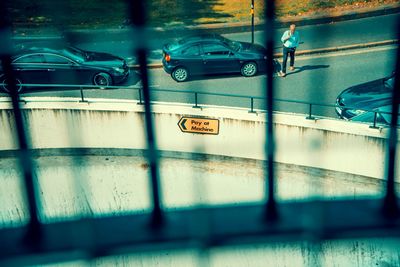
<box><xmin>172</xmin><ymin>67</ymin><xmax>189</xmax><ymax>82</ymax></box>
<box><xmin>93</xmin><ymin>72</ymin><xmax>112</xmax><ymax>88</ymax></box>
<box><xmin>241</xmin><ymin>62</ymin><xmax>257</xmax><ymax>77</ymax></box>
<box><xmin>0</xmin><ymin>75</ymin><xmax>23</xmax><ymax>93</ymax></box>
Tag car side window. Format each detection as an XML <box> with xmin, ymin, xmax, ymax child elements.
<box><xmin>43</xmin><ymin>54</ymin><xmax>71</xmax><ymax>64</ymax></box>
<box><xmin>181</xmin><ymin>45</ymin><xmax>200</xmax><ymax>56</ymax></box>
<box><xmin>13</xmin><ymin>54</ymin><xmax>44</xmax><ymax>64</ymax></box>
<box><xmin>202</xmin><ymin>44</ymin><xmax>231</xmax><ymax>56</ymax></box>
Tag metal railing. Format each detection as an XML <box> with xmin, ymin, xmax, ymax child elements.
<box><xmin>1</xmin><ymin>83</ymin><xmax>398</xmax><ymax>129</ymax></box>
<box><xmin>0</xmin><ymin>0</ymin><xmax>400</xmax><ymax>265</ymax></box>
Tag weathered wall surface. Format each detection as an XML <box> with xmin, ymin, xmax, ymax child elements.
<box><xmin>0</xmin><ymin>97</ymin><xmax>398</xmax><ymax>179</ymax></box>
<box><xmin>0</xmin><ymin>154</ymin><xmax>398</xmax><ymax>267</ymax></box>
<box><xmin>1</xmin><ymin>97</ymin><xmax>400</xmax><ymax>266</ymax></box>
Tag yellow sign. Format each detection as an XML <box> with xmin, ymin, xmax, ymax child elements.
<box><xmin>178</xmin><ymin>117</ymin><xmax>219</xmax><ymax>135</ymax></box>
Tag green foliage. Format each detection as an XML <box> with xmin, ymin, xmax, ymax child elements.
<box><xmin>8</xmin><ymin>0</ymin><xmax>395</xmax><ymax>31</ymax></box>
<box><xmin>9</xmin><ymin>0</ymin><xmax>127</xmax><ymax>28</ymax></box>
<box><xmin>309</xmin><ymin>0</ymin><xmax>336</xmax><ymax>9</ymax></box>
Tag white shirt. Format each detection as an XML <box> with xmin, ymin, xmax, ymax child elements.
<box><xmin>281</xmin><ymin>30</ymin><xmax>300</xmax><ymax>48</ymax></box>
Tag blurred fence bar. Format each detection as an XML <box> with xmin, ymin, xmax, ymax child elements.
<box><xmin>0</xmin><ymin>0</ymin><xmax>42</xmax><ymax>242</ymax></box>
<box><xmin>264</xmin><ymin>0</ymin><xmax>278</xmax><ymax>220</ymax></box>
<box><xmin>128</xmin><ymin>0</ymin><xmax>163</xmax><ymax>227</ymax></box>
<box><xmin>0</xmin><ymin>0</ymin><xmax>400</xmax><ymax>265</ymax></box>
<box><xmin>383</xmin><ymin>19</ymin><xmax>400</xmax><ymax>217</ymax></box>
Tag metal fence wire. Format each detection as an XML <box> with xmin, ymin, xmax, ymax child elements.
<box><xmin>0</xmin><ymin>0</ymin><xmax>399</xmax><ymax>266</ymax></box>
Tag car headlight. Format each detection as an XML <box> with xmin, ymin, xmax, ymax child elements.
<box><xmin>348</xmin><ymin>109</ymin><xmax>366</xmax><ymax>116</ymax></box>
<box><xmin>113</xmin><ymin>67</ymin><xmax>125</xmax><ymax>73</ymax></box>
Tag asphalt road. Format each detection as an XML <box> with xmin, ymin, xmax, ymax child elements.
<box><xmin>71</xmin><ymin>13</ymin><xmax>400</xmax><ymax>63</ymax></box>
<box><xmin>228</xmin><ymin>12</ymin><xmax>400</xmax><ymax>50</ymax></box>
<box><xmin>6</xmin><ymin>45</ymin><xmax>397</xmax><ymax>118</ymax></box>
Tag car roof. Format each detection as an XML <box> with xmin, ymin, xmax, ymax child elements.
<box><xmin>165</xmin><ymin>34</ymin><xmax>226</xmax><ymax>51</ymax></box>
<box><xmin>16</xmin><ymin>47</ymin><xmax>59</xmax><ymax>55</ymax></box>
<box><xmin>179</xmin><ymin>34</ymin><xmax>224</xmax><ymax>43</ymax></box>
<box><xmin>13</xmin><ymin>43</ymin><xmax>76</xmax><ymax>58</ymax></box>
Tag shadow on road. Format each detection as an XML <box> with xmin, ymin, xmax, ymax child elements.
<box><xmin>121</xmin><ymin>70</ymin><xmax>142</xmax><ymax>87</ymax></box>
<box><xmin>284</xmin><ymin>64</ymin><xmax>330</xmax><ymax>76</ymax></box>
<box><xmin>2</xmin><ymin>70</ymin><xmax>143</xmax><ymax>96</ymax></box>
<box><xmin>186</xmin><ymin>72</ymin><xmax>265</xmax><ymax>82</ymax></box>
<box><xmin>183</xmin><ymin>59</ymin><xmax>283</xmax><ymax>82</ymax></box>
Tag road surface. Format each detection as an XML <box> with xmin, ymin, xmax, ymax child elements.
<box><xmin>75</xmin><ymin>13</ymin><xmax>400</xmax><ymax>63</ymax></box>
<box><xmin>3</xmin><ymin>45</ymin><xmax>396</xmax><ymax>118</ymax></box>
<box><xmin>14</xmin><ymin>13</ymin><xmax>400</xmax><ymax>64</ymax></box>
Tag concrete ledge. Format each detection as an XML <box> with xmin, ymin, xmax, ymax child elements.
<box><xmin>0</xmin><ymin>97</ymin><xmax>399</xmax><ymax>180</ymax></box>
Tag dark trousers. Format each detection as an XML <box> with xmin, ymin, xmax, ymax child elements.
<box><xmin>282</xmin><ymin>46</ymin><xmax>296</xmax><ymax>73</ymax></box>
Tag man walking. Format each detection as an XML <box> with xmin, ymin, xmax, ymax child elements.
<box><xmin>279</xmin><ymin>24</ymin><xmax>299</xmax><ymax>77</ymax></box>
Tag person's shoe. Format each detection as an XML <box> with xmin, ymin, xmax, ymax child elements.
<box><xmin>289</xmin><ymin>66</ymin><xmax>295</xmax><ymax>71</ymax></box>
<box><xmin>280</xmin><ymin>71</ymin><xmax>286</xmax><ymax>77</ymax></box>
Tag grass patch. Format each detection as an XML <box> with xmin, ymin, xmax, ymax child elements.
<box><xmin>6</xmin><ymin>0</ymin><xmax>400</xmax><ymax>33</ymax></box>
<box><xmin>310</xmin><ymin>0</ymin><xmax>337</xmax><ymax>9</ymax></box>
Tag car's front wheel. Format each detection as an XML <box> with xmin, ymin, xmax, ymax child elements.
<box><xmin>172</xmin><ymin>67</ymin><xmax>189</xmax><ymax>82</ymax></box>
<box><xmin>0</xmin><ymin>75</ymin><xmax>23</xmax><ymax>93</ymax></box>
<box><xmin>241</xmin><ymin>62</ymin><xmax>257</xmax><ymax>77</ymax></box>
<box><xmin>93</xmin><ymin>72</ymin><xmax>112</xmax><ymax>88</ymax></box>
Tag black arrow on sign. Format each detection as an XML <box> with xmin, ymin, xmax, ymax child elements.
<box><xmin>180</xmin><ymin>118</ymin><xmax>187</xmax><ymax>130</ymax></box>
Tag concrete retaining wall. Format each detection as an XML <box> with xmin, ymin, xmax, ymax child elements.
<box><xmin>0</xmin><ymin>153</ymin><xmax>398</xmax><ymax>266</ymax></box>
<box><xmin>0</xmin><ymin>97</ymin><xmax>398</xmax><ymax>180</ymax></box>
<box><xmin>1</xmin><ymin>97</ymin><xmax>400</xmax><ymax>266</ymax></box>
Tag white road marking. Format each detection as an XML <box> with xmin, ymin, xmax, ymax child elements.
<box><xmin>128</xmin><ymin>84</ymin><xmax>160</xmax><ymax>88</ymax></box>
<box><xmin>295</xmin><ymin>45</ymin><xmax>398</xmax><ymax>61</ymax></box>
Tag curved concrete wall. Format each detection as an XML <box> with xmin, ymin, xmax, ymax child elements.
<box><xmin>0</xmin><ymin>97</ymin><xmax>399</xmax><ymax>180</ymax></box>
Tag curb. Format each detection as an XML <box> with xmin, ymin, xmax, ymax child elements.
<box><xmin>275</xmin><ymin>39</ymin><xmax>399</xmax><ymax>57</ymax></box>
<box><xmin>197</xmin><ymin>3</ymin><xmax>400</xmax><ymax>35</ymax></box>
<box><xmin>128</xmin><ymin>39</ymin><xmax>399</xmax><ymax>69</ymax></box>
<box><xmin>12</xmin><ymin>4</ymin><xmax>400</xmax><ymax>42</ymax></box>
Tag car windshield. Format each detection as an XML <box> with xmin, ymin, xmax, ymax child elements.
<box><xmin>63</xmin><ymin>47</ymin><xmax>85</xmax><ymax>62</ymax></box>
<box><xmin>218</xmin><ymin>35</ymin><xmax>241</xmax><ymax>52</ymax></box>
<box><xmin>167</xmin><ymin>35</ymin><xmax>241</xmax><ymax>52</ymax></box>
<box><xmin>166</xmin><ymin>41</ymin><xmax>182</xmax><ymax>51</ymax></box>
<box><xmin>223</xmin><ymin>39</ymin><xmax>241</xmax><ymax>52</ymax></box>
<box><xmin>166</xmin><ymin>36</ymin><xmax>202</xmax><ymax>50</ymax></box>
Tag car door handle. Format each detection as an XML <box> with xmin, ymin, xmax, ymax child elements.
<box><xmin>47</xmin><ymin>68</ymin><xmax>55</xmax><ymax>72</ymax></box>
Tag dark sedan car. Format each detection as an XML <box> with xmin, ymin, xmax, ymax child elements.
<box><xmin>335</xmin><ymin>72</ymin><xmax>395</xmax><ymax>120</ymax></box>
<box><xmin>162</xmin><ymin>34</ymin><xmax>267</xmax><ymax>82</ymax></box>
<box><xmin>0</xmin><ymin>46</ymin><xmax>129</xmax><ymax>93</ymax></box>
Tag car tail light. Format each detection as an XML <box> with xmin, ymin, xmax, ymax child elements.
<box><xmin>165</xmin><ymin>54</ymin><xmax>171</xmax><ymax>62</ymax></box>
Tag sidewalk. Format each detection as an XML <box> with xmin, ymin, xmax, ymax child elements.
<box><xmin>13</xmin><ymin>3</ymin><xmax>400</xmax><ymax>38</ymax></box>
<box><xmin>71</xmin><ymin>12</ymin><xmax>398</xmax><ymax>68</ymax></box>
<box><xmin>12</xmin><ymin>5</ymin><xmax>400</xmax><ymax>68</ymax></box>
